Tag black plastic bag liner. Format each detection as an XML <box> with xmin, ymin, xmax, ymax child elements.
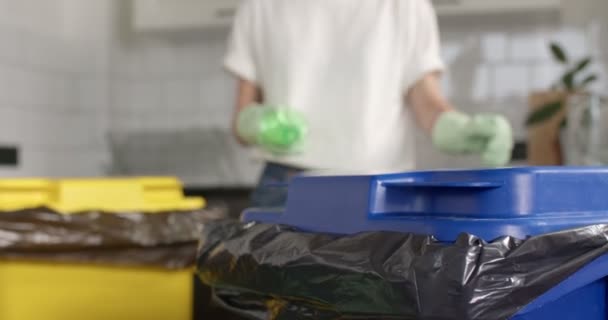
<box><xmin>196</xmin><ymin>221</ymin><xmax>608</xmax><ymax>320</ymax></box>
<box><xmin>0</xmin><ymin>207</ymin><xmax>225</xmax><ymax>269</ymax></box>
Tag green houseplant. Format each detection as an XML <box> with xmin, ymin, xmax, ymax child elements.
<box><xmin>526</xmin><ymin>42</ymin><xmax>598</xmax><ymax>127</ymax></box>
<box><xmin>526</xmin><ymin>42</ymin><xmax>601</xmax><ymax>165</ymax></box>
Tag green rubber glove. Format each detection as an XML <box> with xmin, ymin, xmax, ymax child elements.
<box><xmin>237</xmin><ymin>105</ymin><xmax>308</xmax><ymax>154</ymax></box>
<box><xmin>432</xmin><ymin>111</ymin><xmax>514</xmax><ymax>167</ymax></box>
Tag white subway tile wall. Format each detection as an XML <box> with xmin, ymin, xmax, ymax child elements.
<box><xmin>481</xmin><ymin>33</ymin><xmax>508</xmax><ymax>63</ymax></box>
<box><xmin>0</xmin><ymin>0</ymin><xmax>111</xmax><ymax>177</ymax></box>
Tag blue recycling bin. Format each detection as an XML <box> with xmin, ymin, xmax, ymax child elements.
<box><xmin>243</xmin><ymin>167</ymin><xmax>608</xmax><ymax>319</ymax></box>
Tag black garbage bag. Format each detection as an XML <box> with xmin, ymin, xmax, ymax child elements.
<box><xmin>196</xmin><ymin>221</ymin><xmax>608</xmax><ymax>320</ymax></box>
<box><xmin>0</xmin><ymin>207</ymin><xmax>226</xmax><ymax>269</ymax></box>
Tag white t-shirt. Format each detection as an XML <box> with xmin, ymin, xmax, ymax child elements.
<box><xmin>225</xmin><ymin>0</ymin><xmax>444</xmax><ymax>173</ymax></box>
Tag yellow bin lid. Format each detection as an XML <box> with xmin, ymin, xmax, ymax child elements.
<box><xmin>0</xmin><ymin>177</ymin><xmax>205</xmax><ymax>214</ymax></box>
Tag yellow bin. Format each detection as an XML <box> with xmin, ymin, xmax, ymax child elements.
<box><xmin>0</xmin><ymin>177</ymin><xmax>205</xmax><ymax>320</ymax></box>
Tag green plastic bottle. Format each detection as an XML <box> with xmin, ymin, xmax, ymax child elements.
<box><xmin>237</xmin><ymin>105</ymin><xmax>308</xmax><ymax>154</ymax></box>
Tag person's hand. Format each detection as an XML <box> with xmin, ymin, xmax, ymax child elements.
<box><xmin>432</xmin><ymin>111</ymin><xmax>514</xmax><ymax>167</ymax></box>
<box><xmin>236</xmin><ymin>105</ymin><xmax>308</xmax><ymax>154</ymax></box>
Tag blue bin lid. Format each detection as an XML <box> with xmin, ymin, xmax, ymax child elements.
<box><xmin>243</xmin><ymin>167</ymin><xmax>608</xmax><ymax>241</ymax></box>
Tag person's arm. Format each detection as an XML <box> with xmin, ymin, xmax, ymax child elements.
<box><xmin>223</xmin><ymin>0</ymin><xmax>262</xmax><ymax>146</ymax></box>
<box><xmin>232</xmin><ymin>78</ymin><xmax>263</xmax><ymax>145</ymax></box>
<box><xmin>406</xmin><ymin>72</ymin><xmax>453</xmax><ymax>133</ymax></box>
<box><xmin>401</xmin><ymin>1</ymin><xmax>512</xmax><ymax>166</ymax></box>
<box><xmin>407</xmin><ymin>72</ymin><xmax>514</xmax><ymax>167</ymax></box>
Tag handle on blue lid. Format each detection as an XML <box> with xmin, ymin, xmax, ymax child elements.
<box><xmin>381</xmin><ymin>181</ymin><xmax>502</xmax><ymax>189</ymax></box>
<box><xmin>371</xmin><ymin>179</ymin><xmax>504</xmax><ymax>217</ymax></box>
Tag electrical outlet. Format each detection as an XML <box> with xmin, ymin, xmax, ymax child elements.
<box><xmin>0</xmin><ymin>146</ymin><xmax>19</xmax><ymax>166</ymax></box>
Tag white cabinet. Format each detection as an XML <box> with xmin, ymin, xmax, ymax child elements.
<box><xmin>432</xmin><ymin>0</ymin><xmax>562</xmax><ymax>16</ymax></box>
<box><xmin>133</xmin><ymin>0</ymin><xmax>242</xmax><ymax>31</ymax></box>
<box><xmin>133</xmin><ymin>0</ymin><xmax>562</xmax><ymax>31</ymax></box>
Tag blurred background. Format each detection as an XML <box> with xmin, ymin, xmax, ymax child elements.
<box><xmin>0</xmin><ymin>0</ymin><xmax>606</xmax><ymax>200</ymax></box>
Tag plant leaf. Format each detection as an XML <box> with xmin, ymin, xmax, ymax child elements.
<box><xmin>560</xmin><ymin>117</ymin><xmax>568</xmax><ymax>129</ymax></box>
<box><xmin>526</xmin><ymin>101</ymin><xmax>563</xmax><ymax>126</ymax></box>
<box><xmin>566</xmin><ymin>58</ymin><xmax>593</xmax><ymax>88</ymax></box>
<box><xmin>581</xmin><ymin>74</ymin><xmax>598</xmax><ymax>87</ymax></box>
<box><xmin>574</xmin><ymin>57</ymin><xmax>592</xmax><ymax>73</ymax></box>
<box><xmin>562</xmin><ymin>71</ymin><xmax>575</xmax><ymax>91</ymax></box>
<box><xmin>550</xmin><ymin>43</ymin><xmax>568</xmax><ymax>64</ymax></box>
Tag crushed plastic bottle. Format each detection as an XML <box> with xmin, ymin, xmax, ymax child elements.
<box><xmin>237</xmin><ymin>105</ymin><xmax>308</xmax><ymax>154</ymax></box>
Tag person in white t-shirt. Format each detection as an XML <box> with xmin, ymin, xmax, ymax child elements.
<box><xmin>224</xmin><ymin>0</ymin><xmax>513</xmax><ymax>207</ymax></box>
